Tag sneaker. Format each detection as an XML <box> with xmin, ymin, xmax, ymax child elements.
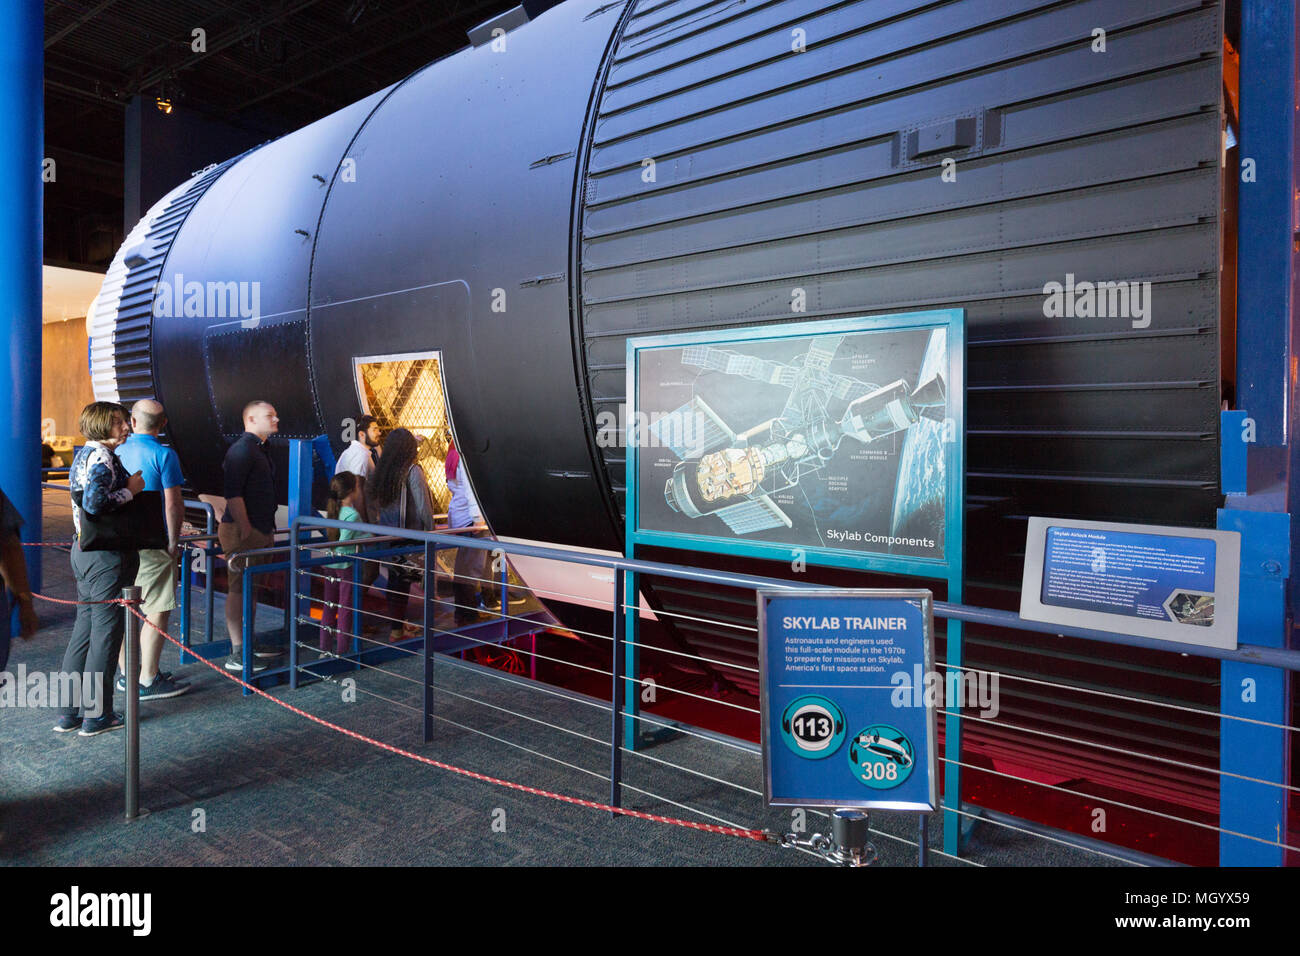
<box><xmin>79</xmin><ymin>713</ymin><xmax>125</xmax><ymax>737</ymax></box>
<box><xmin>117</xmin><ymin>668</ymin><xmax>176</xmax><ymax>693</ymax></box>
<box><xmin>137</xmin><ymin>673</ymin><xmax>190</xmax><ymax>701</ymax></box>
<box><xmin>53</xmin><ymin>715</ymin><xmax>83</xmax><ymax>733</ymax></box>
<box><xmin>224</xmin><ymin>654</ymin><xmax>269</xmax><ymax>673</ymax></box>
<box><xmin>252</xmin><ymin>639</ymin><xmax>286</xmax><ymax>659</ymax></box>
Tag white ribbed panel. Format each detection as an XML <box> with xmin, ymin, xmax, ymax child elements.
<box><xmin>86</xmin><ymin>178</ymin><xmax>205</xmax><ymax>403</ymax></box>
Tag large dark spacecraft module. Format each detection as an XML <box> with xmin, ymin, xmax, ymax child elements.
<box><xmin>88</xmin><ymin>0</ymin><xmax>1224</xmax><ymax>598</ymax></box>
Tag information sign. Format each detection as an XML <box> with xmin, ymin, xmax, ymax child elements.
<box><xmin>1020</xmin><ymin>517</ymin><xmax>1240</xmax><ymax>649</ymax></box>
<box><xmin>758</xmin><ymin>589</ymin><xmax>937</xmax><ymax>811</ymax></box>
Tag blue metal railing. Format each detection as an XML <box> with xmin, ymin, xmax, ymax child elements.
<box><xmin>177</xmin><ymin>499</ymin><xmax>217</xmax><ymax>658</ymax></box>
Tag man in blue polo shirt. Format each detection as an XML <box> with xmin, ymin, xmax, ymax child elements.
<box><xmin>116</xmin><ymin>399</ymin><xmax>190</xmax><ymax>700</ymax></box>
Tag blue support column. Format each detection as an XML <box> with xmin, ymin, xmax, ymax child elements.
<box><xmin>1236</xmin><ymin>0</ymin><xmax>1295</xmax><ymax>446</ymax></box>
<box><xmin>0</xmin><ymin>1</ymin><xmax>43</xmax><ymax>638</ymax></box>
<box><xmin>288</xmin><ymin>439</ymin><xmax>315</xmax><ymax>526</ymax></box>
<box><xmin>1227</xmin><ymin>0</ymin><xmax>1297</xmax><ymax>865</ymax></box>
<box><xmin>288</xmin><ymin>439</ymin><xmax>315</xmax><ymax>673</ymax></box>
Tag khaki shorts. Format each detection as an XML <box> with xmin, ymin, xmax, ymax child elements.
<box><xmin>218</xmin><ymin>524</ymin><xmax>276</xmax><ymax>601</ymax></box>
<box><xmin>135</xmin><ymin>548</ymin><xmax>178</xmax><ymax>614</ymax></box>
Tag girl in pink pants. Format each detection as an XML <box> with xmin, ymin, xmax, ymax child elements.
<box><xmin>321</xmin><ymin>472</ymin><xmax>363</xmax><ymax>655</ymax></box>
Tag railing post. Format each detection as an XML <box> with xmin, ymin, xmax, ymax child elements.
<box><xmin>289</xmin><ymin>521</ymin><xmax>300</xmax><ymax>689</ymax></box>
<box><xmin>179</xmin><ymin>543</ymin><xmax>192</xmax><ymax>661</ymax></box>
<box><xmin>123</xmin><ymin>585</ymin><xmax>143</xmax><ymax>821</ymax></box>
<box><xmin>350</xmin><ymin>554</ymin><xmax>362</xmax><ymax>661</ymax></box>
<box><xmin>610</xmin><ymin>568</ymin><xmax>625</xmax><ymax>809</ymax></box>
<box><xmin>943</xmin><ymin>574</ymin><xmax>965</xmax><ymax>857</ymax></box>
<box><xmin>497</xmin><ymin>546</ymin><xmax>508</xmax><ymax>645</ymax></box>
<box><xmin>204</xmin><ymin>511</ymin><xmax>215</xmax><ymax>648</ymax></box>
<box><xmin>423</xmin><ymin>540</ymin><xmax>434</xmax><ymax>744</ymax></box>
<box><xmin>182</xmin><ymin>498</ymin><xmax>217</xmax><ymax>654</ymax></box>
<box><xmin>623</xmin><ymin>570</ymin><xmax>640</xmax><ymax>751</ymax></box>
<box><xmin>242</xmin><ymin>565</ymin><xmax>254</xmax><ymax>695</ymax></box>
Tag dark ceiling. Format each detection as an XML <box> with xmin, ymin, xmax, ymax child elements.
<box><xmin>45</xmin><ymin>0</ymin><xmax>521</xmax><ymax>269</ymax></box>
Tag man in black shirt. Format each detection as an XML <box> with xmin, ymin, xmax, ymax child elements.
<box><xmin>219</xmin><ymin>401</ymin><xmax>279</xmax><ymax>672</ymax></box>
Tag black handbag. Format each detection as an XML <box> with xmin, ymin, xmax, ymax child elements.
<box><xmin>73</xmin><ymin>488</ymin><xmax>167</xmax><ymax>552</ymax></box>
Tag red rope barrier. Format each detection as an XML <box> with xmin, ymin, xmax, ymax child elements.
<box><xmin>127</xmin><ymin>606</ymin><xmax>770</xmax><ymax>844</ymax></box>
<box><xmin>31</xmin><ymin>592</ymin><xmax>131</xmax><ymax>607</ymax></box>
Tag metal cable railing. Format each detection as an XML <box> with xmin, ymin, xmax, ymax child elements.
<box><xmin>283</xmin><ymin>516</ymin><xmax>1299</xmax><ymax>866</ymax></box>
<box><xmin>39</xmin><ymin>482</ymin><xmax>1284</xmax><ymax>868</ymax></box>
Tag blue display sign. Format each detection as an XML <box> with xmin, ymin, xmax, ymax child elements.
<box><xmin>624</xmin><ymin>310</ymin><xmax>965</xmax><ymax>581</ymax></box>
<box><xmin>1020</xmin><ymin>517</ymin><xmax>1241</xmax><ymax>650</ymax></box>
<box><xmin>1041</xmin><ymin>526</ymin><xmax>1216</xmax><ymax>625</ymax></box>
<box><xmin>758</xmin><ymin>589</ymin><xmax>937</xmax><ymax>811</ymax></box>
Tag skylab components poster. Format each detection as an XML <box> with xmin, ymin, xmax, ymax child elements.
<box><xmin>630</xmin><ymin>314</ymin><xmax>960</xmax><ymax>571</ymax></box>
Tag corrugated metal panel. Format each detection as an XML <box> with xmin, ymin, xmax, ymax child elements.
<box><xmin>575</xmin><ymin>0</ymin><xmax>1223</xmax><ymax>852</ymax></box>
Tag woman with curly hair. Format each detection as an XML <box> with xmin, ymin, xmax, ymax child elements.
<box><xmin>370</xmin><ymin>428</ymin><xmax>435</xmax><ymax>641</ymax></box>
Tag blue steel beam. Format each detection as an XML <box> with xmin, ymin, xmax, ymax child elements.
<box><xmin>0</xmin><ymin>0</ymin><xmax>43</xmax><ymax>644</ymax></box>
<box><xmin>1223</xmin><ymin>0</ymin><xmax>1296</xmax><ymax>866</ymax></box>
<box><xmin>1236</xmin><ymin>0</ymin><xmax>1295</xmax><ymax>446</ymax></box>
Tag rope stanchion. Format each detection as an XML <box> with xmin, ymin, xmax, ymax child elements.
<box><xmin>130</xmin><ymin>606</ymin><xmax>771</xmax><ymax>845</ymax></box>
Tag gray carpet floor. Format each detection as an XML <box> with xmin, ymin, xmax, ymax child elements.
<box><xmin>0</xmin><ymin>490</ymin><xmax>1119</xmax><ymax>867</ymax></box>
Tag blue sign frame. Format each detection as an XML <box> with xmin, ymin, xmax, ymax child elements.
<box><xmin>758</xmin><ymin>589</ymin><xmax>938</xmax><ymax>811</ymax></box>
<box><xmin>624</xmin><ymin>310</ymin><xmax>965</xmax><ymax>579</ymax></box>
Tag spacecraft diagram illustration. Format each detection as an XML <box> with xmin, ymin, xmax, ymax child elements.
<box><xmin>647</xmin><ymin>332</ymin><xmax>948</xmax><ymax>539</ymax></box>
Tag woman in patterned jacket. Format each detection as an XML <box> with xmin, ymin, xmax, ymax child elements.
<box><xmin>54</xmin><ymin>402</ymin><xmax>144</xmax><ymax>736</ymax></box>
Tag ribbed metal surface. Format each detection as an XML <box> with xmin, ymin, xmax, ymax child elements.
<box><xmin>89</xmin><ymin>158</ymin><xmax>241</xmax><ymax>406</ymax></box>
<box><xmin>575</xmin><ymin>0</ymin><xmax>1223</xmax><ymax>837</ymax></box>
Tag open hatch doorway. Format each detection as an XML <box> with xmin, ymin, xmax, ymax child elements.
<box><xmin>351</xmin><ymin>350</ymin><xmax>533</xmax><ymax>615</ymax></box>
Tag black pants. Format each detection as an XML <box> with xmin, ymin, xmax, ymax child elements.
<box><xmin>385</xmin><ymin>567</ymin><xmax>417</xmax><ymax>634</ymax></box>
<box><xmin>453</xmin><ymin>532</ymin><xmax>488</xmax><ymax>621</ymax></box>
<box><xmin>58</xmin><ymin>542</ymin><xmax>139</xmax><ymax>719</ymax></box>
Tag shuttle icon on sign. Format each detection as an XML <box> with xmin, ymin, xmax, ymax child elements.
<box><xmin>848</xmin><ymin>724</ymin><xmax>915</xmax><ymax>790</ymax></box>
